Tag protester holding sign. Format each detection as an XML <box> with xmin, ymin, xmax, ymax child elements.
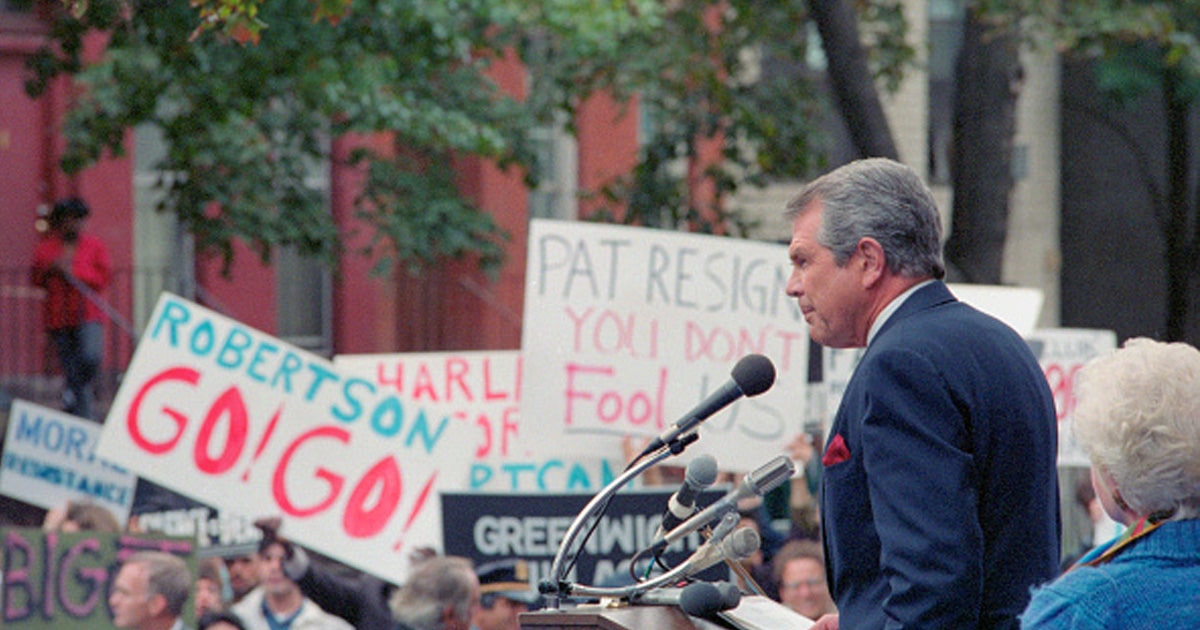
<box><xmin>231</xmin><ymin>536</ymin><xmax>353</xmax><ymax>630</ymax></box>
<box><xmin>785</xmin><ymin>158</ymin><xmax>1060</xmax><ymax>629</ymax></box>
<box><xmin>43</xmin><ymin>499</ymin><xmax>121</xmax><ymax>533</ymax></box>
<box><xmin>1021</xmin><ymin>338</ymin><xmax>1200</xmax><ymax>628</ymax></box>
<box><xmin>253</xmin><ymin>516</ymin><xmax>396</xmax><ymax>630</ymax></box>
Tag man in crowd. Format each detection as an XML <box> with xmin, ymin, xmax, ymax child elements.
<box><xmin>232</xmin><ymin>536</ymin><xmax>352</xmax><ymax>629</ymax></box>
<box><xmin>473</xmin><ymin>559</ymin><xmax>541</xmax><ymax>630</ymax></box>
<box><xmin>785</xmin><ymin>158</ymin><xmax>1060</xmax><ymax>628</ymax></box>
<box><xmin>390</xmin><ymin>556</ymin><xmax>479</xmax><ymax>630</ymax></box>
<box><xmin>771</xmin><ymin>539</ymin><xmax>836</xmax><ymax>621</ymax></box>
<box><xmin>109</xmin><ymin>551</ymin><xmax>192</xmax><ymax>630</ymax></box>
<box><xmin>224</xmin><ymin>551</ymin><xmax>262</xmax><ymax>604</ymax></box>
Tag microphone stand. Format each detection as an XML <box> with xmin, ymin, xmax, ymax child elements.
<box><xmin>563</xmin><ymin>517</ymin><xmax>734</xmax><ymax>601</ymax></box>
<box><xmin>543</xmin><ymin>434</ymin><xmax>697</xmax><ymax>609</ymax></box>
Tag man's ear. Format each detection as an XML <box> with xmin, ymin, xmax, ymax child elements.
<box><xmin>147</xmin><ymin>593</ymin><xmax>168</xmax><ymax>617</ymax></box>
<box><xmin>856</xmin><ymin>237</ymin><xmax>886</xmax><ymax>286</ymax></box>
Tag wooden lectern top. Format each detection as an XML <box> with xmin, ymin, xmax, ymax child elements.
<box><xmin>520</xmin><ymin>604</ymin><xmax>732</xmax><ymax>630</ymax></box>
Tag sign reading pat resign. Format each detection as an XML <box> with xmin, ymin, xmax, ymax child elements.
<box><xmin>520</xmin><ymin>219</ymin><xmax>809</xmax><ymax>471</ymax></box>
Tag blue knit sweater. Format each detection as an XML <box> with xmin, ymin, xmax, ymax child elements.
<box><xmin>1021</xmin><ymin>519</ymin><xmax>1200</xmax><ymax>629</ymax></box>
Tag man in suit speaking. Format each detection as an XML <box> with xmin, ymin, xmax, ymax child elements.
<box><xmin>784</xmin><ymin>158</ymin><xmax>1060</xmax><ymax>629</ymax></box>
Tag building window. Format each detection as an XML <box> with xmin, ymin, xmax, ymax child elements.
<box><xmin>927</xmin><ymin>0</ymin><xmax>965</xmax><ymax>184</ymax></box>
<box><xmin>276</xmin><ymin>245</ymin><xmax>331</xmax><ymax>356</ymax></box>
<box><xmin>528</xmin><ymin>116</ymin><xmax>578</xmax><ymax>221</ymax></box>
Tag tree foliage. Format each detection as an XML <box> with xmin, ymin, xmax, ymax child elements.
<box><xmin>31</xmin><ymin>0</ymin><xmax>913</xmax><ymax>274</ymax></box>
<box><xmin>1023</xmin><ymin>1</ymin><xmax>1200</xmax><ymax>341</ymax></box>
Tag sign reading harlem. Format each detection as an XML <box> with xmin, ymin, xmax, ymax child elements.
<box><xmin>521</xmin><ymin>219</ymin><xmax>808</xmax><ymax>472</ymax></box>
<box><xmin>95</xmin><ymin>293</ymin><xmax>472</xmax><ymax>584</ymax></box>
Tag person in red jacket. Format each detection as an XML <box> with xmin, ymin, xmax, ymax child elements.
<box><xmin>30</xmin><ymin>197</ymin><xmax>112</xmax><ymax>420</ymax></box>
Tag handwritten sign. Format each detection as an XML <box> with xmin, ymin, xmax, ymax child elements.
<box><xmin>1026</xmin><ymin>328</ymin><xmax>1117</xmax><ymax>468</ymax></box>
<box><xmin>335</xmin><ymin>350</ymin><xmax>628</xmax><ymax>553</ymax></box>
<box><xmin>335</xmin><ymin>350</ymin><xmax>625</xmax><ymax>491</ymax></box>
<box><xmin>0</xmin><ymin>400</ymin><xmax>137</xmax><ymax>526</ymax></box>
<box><xmin>95</xmin><ymin>293</ymin><xmax>473</xmax><ymax>584</ymax></box>
<box><xmin>2</xmin><ymin>528</ymin><xmax>195</xmax><ymax>629</ymax></box>
<box><xmin>520</xmin><ymin>219</ymin><xmax>809</xmax><ymax>472</ymax></box>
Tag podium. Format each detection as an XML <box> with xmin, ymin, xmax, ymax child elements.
<box><xmin>520</xmin><ymin>605</ymin><xmax>731</xmax><ymax>630</ymax></box>
<box><xmin>520</xmin><ymin>596</ymin><xmax>815</xmax><ymax>630</ymax></box>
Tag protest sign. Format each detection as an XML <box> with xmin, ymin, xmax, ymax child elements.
<box><xmin>1026</xmin><ymin>328</ymin><xmax>1118</xmax><ymax>468</ymax></box>
<box><xmin>0</xmin><ymin>399</ymin><xmax>137</xmax><ymax>526</ymax></box>
<box><xmin>335</xmin><ymin>350</ymin><xmax>628</xmax><ymax>554</ymax></box>
<box><xmin>132</xmin><ymin>502</ymin><xmax>262</xmax><ymax>558</ymax></box>
<box><xmin>520</xmin><ymin>219</ymin><xmax>808</xmax><ymax>472</ymax></box>
<box><xmin>1</xmin><ymin>528</ymin><xmax>195</xmax><ymax>629</ymax></box>
<box><xmin>441</xmin><ymin>488</ymin><xmax>730</xmax><ymax>590</ymax></box>
<box><xmin>95</xmin><ymin>293</ymin><xmax>474</xmax><ymax>584</ymax></box>
<box><xmin>335</xmin><ymin>351</ymin><xmax>625</xmax><ymax>493</ymax></box>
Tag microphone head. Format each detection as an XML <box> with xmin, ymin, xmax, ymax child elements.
<box><xmin>726</xmin><ymin>527</ymin><xmax>761</xmax><ymax>559</ymax></box>
<box><xmin>747</xmin><ymin>455</ymin><xmax>795</xmax><ymax>495</ymax></box>
<box><xmin>685</xmin><ymin>454</ymin><xmax>719</xmax><ymax>488</ymax></box>
<box><xmin>678</xmin><ymin>581</ymin><xmax>726</xmax><ymax>617</ymax></box>
<box><xmin>714</xmin><ymin>581</ymin><xmax>742</xmax><ymax>610</ymax></box>
<box><xmin>731</xmin><ymin>354</ymin><xmax>776</xmax><ymax>397</ymax></box>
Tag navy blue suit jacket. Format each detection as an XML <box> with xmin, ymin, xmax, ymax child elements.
<box><xmin>819</xmin><ymin>282</ymin><xmax>1060</xmax><ymax>629</ymax></box>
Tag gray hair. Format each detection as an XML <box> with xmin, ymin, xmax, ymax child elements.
<box><xmin>785</xmin><ymin>158</ymin><xmax>945</xmax><ymax>279</ymax></box>
<box><xmin>390</xmin><ymin>556</ymin><xmax>478</xmax><ymax>630</ymax></box>
<box><xmin>1073</xmin><ymin>337</ymin><xmax>1200</xmax><ymax>520</ymax></box>
<box><xmin>126</xmin><ymin>551</ymin><xmax>192</xmax><ymax>617</ymax></box>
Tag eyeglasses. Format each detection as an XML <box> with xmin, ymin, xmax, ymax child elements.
<box><xmin>780</xmin><ymin>577</ymin><xmax>826</xmax><ymax>590</ymax></box>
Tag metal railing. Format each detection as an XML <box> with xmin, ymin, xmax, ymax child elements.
<box><xmin>0</xmin><ymin>265</ymin><xmax>177</xmax><ymax>418</ymax></box>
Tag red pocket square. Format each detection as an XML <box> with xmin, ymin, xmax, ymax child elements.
<box><xmin>822</xmin><ymin>434</ymin><xmax>851</xmax><ymax>466</ymax></box>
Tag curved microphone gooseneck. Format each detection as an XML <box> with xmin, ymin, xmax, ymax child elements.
<box><xmin>541</xmin><ymin>354</ymin><xmax>778</xmax><ymax>610</ymax></box>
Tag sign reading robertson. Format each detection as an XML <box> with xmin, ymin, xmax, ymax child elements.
<box><xmin>95</xmin><ymin>293</ymin><xmax>474</xmax><ymax>584</ymax></box>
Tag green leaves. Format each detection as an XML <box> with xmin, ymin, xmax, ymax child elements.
<box><xmin>36</xmin><ymin>0</ymin><xmax>915</xmax><ymax>274</ymax></box>
<box><xmin>35</xmin><ymin>0</ymin><xmax>528</xmax><ymax>275</ymax></box>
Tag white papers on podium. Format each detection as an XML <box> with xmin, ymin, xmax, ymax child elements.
<box><xmin>717</xmin><ymin>594</ymin><xmax>815</xmax><ymax>629</ymax></box>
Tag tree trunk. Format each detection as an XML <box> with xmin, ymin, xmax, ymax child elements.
<box><xmin>1163</xmin><ymin>67</ymin><xmax>1191</xmax><ymax>342</ymax></box>
<box><xmin>808</xmin><ymin>0</ymin><xmax>898</xmax><ymax>160</ymax></box>
<box><xmin>943</xmin><ymin>9</ymin><xmax>1021</xmax><ymax>284</ymax></box>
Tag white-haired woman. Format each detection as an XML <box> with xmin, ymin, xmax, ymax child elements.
<box><xmin>1022</xmin><ymin>337</ymin><xmax>1200</xmax><ymax>627</ymax></box>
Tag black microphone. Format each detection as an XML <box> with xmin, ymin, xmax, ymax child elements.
<box><xmin>630</xmin><ymin>581</ymin><xmax>738</xmax><ymax>616</ymax></box>
<box><xmin>654</xmin><ymin>454</ymin><xmax>719</xmax><ymax>541</ymax></box>
<box><xmin>653</xmin><ymin>455</ymin><xmax>794</xmax><ymax>552</ymax></box>
<box><xmin>645</xmin><ymin>354</ymin><xmax>776</xmax><ymax>454</ymax></box>
<box><xmin>714</xmin><ymin>581</ymin><xmax>742</xmax><ymax>611</ymax></box>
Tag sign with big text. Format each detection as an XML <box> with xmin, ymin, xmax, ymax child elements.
<box><xmin>95</xmin><ymin>293</ymin><xmax>473</xmax><ymax>584</ymax></box>
<box><xmin>335</xmin><ymin>350</ymin><xmax>627</xmax><ymax>555</ymax></box>
<box><xmin>441</xmin><ymin>488</ymin><xmax>728</xmax><ymax>590</ymax></box>
<box><xmin>334</xmin><ymin>351</ymin><xmax>624</xmax><ymax>493</ymax></box>
<box><xmin>1</xmin><ymin>528</ymin><xmax>195</xmax><ymax>629</ymax></box>
<box><xmin>0</xmin><ymin>400</ymin><xmax>137</xmax><ymax>526</ymax></box>
<box><xmin>521</xmin><ymin>220</ymin><xmax>808</xmax><ymax>472</ymax></box>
